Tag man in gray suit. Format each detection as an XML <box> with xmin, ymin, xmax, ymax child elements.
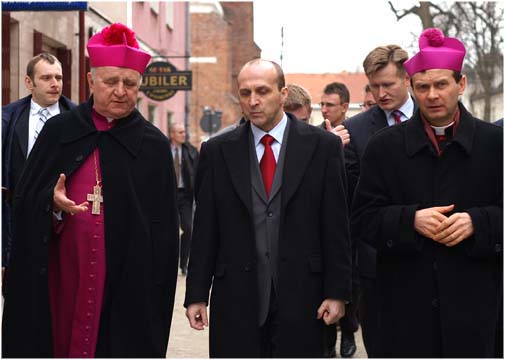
<box><xmin>184</xmin><ymin>59</ymin><xmax>351</xmax><ymax>357</ymax></box>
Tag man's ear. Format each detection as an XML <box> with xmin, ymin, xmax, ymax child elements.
<box><xmin>24</xmin><ymin>75</ymin><xmax>34</xmax><ymax>91</ymax></box>
<box><xmin>458</xmin><ymin>75</ymin><xmax>467</xmax><ymax>96</ymax></box>
<box><xmin>87</xmin><ymin>72</ymin><xmax>94</xmax><ymax>93</ymax></box>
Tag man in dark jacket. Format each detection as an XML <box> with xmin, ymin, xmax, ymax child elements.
<box><xmin>2</xmin><ymin>53</ymin><xmax>76</xmax><ymax>270</ymax></box>
<box><xmin>352</xmin><ymin>28</ymin><xmax>502</xmax><ymax>357</ymax></box>
<box><xmin>343</xmin><ymin>44</ymin><xmax>415</xmax><ymax>357</ymax></box>
<box><xmin>2</xmin><ymin>23</ymin><xmax>179</xmax><ymax>358</ymax></box>
<box><xmin>185</xmin><ymin>59</ymin><xmax>351</xmax><ymax>357</ymax></box>
<box><xmin>169</xmin><ymin>122</ymin><xmax>199</xmax><ymax>275</ymax></box>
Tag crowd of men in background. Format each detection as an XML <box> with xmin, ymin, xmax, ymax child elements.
<box><xmin>2</xmin><ymin>24</ymin><xmax>502</xmax><ymax>359</ymax></box>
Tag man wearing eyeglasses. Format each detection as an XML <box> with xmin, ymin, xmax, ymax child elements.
<box><xmin>343</xmin><ymin>44</ymin><xmax>416</xmax><ymax>357</ymax></box>
<box><xmin>318</xmin><ymin>82</ymin><xmax>351</xmax><ymax>147</ymax></box>
<box><xmin>319</xmin><ymin>82</ymin><xmax>349</xmax><ymax>129</ymax></box>
<box><xmin>318</xmin><ymin>81</ymin><xmax>357</xmax><ymax>358</ymax></box>
<box><xmin>360</xmin><ymin>84</ymin><xmax>376</xmax><ymax>112</ymax></box>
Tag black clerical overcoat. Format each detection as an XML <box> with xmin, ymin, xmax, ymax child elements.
<box><xmin>2</xmin><ymin>97</ymin><xmax>179</xmax><ymax>358</ymax></box>
<box><xmin>352</xmin><ymin>103</ymin><xmax>503</xmax><ymax>357</ymax></box>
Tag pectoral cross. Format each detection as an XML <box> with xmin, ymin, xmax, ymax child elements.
<box><xmin>87</xmin><ymin>184</ymin><xmax>103</xmax><ymax>215</ymax></box>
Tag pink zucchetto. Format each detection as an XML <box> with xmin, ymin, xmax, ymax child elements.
<box><xmin>403</xmin><ymin>28</ymin><xmax>466</xmax><ymax>76</ymax></box>
<box><xmin>87</xmin><ymin>23</ymin><xmax>151</xmax><ymax>74</ymax></box>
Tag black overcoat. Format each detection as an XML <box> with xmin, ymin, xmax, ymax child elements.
<box><xmin>352</xmin><ymin>103</ymin><xmax>503</xmax><ymax>357</ymax></box>
<box><xmin>184</xmin><ymin>115</ymin><xmax>352</xmax><ymax>357</ymax></box>
<box><xmin>2</xmin><ymin>97</ymin><xmax>179</xmax><ymax>358</ymax></box>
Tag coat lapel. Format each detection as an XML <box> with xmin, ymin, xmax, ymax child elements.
<box><xmin>249</xmin><ymin>133</ymin><xmax>268</xmax><ymax>204</ymax></box>
<box><xmin>15</xmin><ymin>107</ymin><xmax>30</xmax><ymax>159</ymax></box>
<box><xmin>221</xmin><ymin>121</ymin><xmax>253</xmax><ymax>216</ymax></box>
<box><xmin>282</xmin><ymin>117</ymin><xmax>318</xmax><ymax>207</ymax></box>
<box><xmin>369</xmin><ymin>106</ymin><xmax>388</xmax><ymax>137</ymax></box>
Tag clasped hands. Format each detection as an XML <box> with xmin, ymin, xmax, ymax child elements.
<box><xmin>414</xmin><ymin>204</ymin><xmax>474</xmax><ymax>247</ymax></box>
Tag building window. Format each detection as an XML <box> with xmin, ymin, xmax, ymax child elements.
<box><xmin>165</xmin><ymin>2</ymin><xmax>174</xmax><ymax>29</ymax></box>
<box><xmin>150</xmin><ymin>1</ymin><xmax>159</xmax><ymax>15</ymax></box>
<box><xmin>148</xmin><ymin>104</ymin><xmax>157</xmax><ymax>124</ymax></box>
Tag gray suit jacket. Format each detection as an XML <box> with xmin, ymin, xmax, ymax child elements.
<box><xmin>249</xmin><ymin>120</ymin><xmax>290</xmax><ymax>325</ymax></box>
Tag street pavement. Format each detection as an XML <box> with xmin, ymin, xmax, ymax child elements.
<box><xmin>167</xmin><ymin>273</ymin><xmax>368</xmax><ymax>358</ymax></box>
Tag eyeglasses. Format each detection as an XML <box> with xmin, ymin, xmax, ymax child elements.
<box><xmin>320</xmin><ymin>102</ymin><xmax>339</xmax><ymax>108</ymax></box>
<box><xmin>360</xmin><ymin>102</ymin><xmax>377</xmax><ymax>109</ymax></box>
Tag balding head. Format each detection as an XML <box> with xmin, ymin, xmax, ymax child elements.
<box><xmin>169</xmin><ymin>122</ymin><xmax>186</xmax><ymax>145</ymax></box>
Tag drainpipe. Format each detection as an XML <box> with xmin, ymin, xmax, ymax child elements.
<box><xmin>184</xmin><ymin>2</ymin><xmax>191</xmax><ymax>143</ymax></box>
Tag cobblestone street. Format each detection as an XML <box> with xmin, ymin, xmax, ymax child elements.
<box><xmin>166</xmin><ymin>274</ymin><xmax>367</xmax><ymax>358</ymax></box>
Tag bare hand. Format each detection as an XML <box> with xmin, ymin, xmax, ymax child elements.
<box><xmin>325</xmin><ymin>120</ymin><xmax>350</xmax><ymax>146</ymax></box>
<box><xmin>414</xmin><ymin>205</ymin><xmax>454</xmax><ymax>240</ymax></box>
<box><xmin>186</xmin><ymin>302</ymin><xmax>208</xmax><ymax>330</ymax></box>
<box><xmin>433</xmin><ymin>212</ymin><xmax>474</xmax><ymax>247</ymax></box>
<box><xmin>316</xmin><ymin>298</ymin><xmax>346</xmax><ymax>325</ymax></box>
<box><xmin>53</xmin><ymin>173</ymin><xmax>89</xmax><ymax>215</ymax></box>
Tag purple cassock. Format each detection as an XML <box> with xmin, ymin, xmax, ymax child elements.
<box><xmin>48</xmin><ymin>110</ymin><xmax>115</xmax><ymax>357</ymax></box>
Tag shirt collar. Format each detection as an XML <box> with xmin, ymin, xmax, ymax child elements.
<box><xmin>250</xmin><ymin>113</ymin><xmax>288</xmax><ymax>147</ymax></box>
<box><xmin>30</xmin><ymin>99</ymin><xmax>59</xmax><ymax>117</ymax></box>
<box><xmin>384</xmin><ymin>95</ymin><xmax>415</xmax><ymax>119</ymax></box>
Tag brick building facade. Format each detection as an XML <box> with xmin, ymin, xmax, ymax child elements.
<box><xmin>188</xmin><ymin>1</ymin><xmax>260</xmax><ymax>145</ymax></box>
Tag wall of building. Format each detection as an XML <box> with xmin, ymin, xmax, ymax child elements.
<box><xmin>189</xmin><ymin>1</ymin><xmax>260</xmax><ymax>145</ymax></box>
<box><xmin>133</xmin><ymin>1</ymin><xmax>188</xmax><ymax>136</ymax></box>
<box><xmin>8</xmin><ymin>10</ymin><xmax>80</xmax><ymax>102</ymax></box>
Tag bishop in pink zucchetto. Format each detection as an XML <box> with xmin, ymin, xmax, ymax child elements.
<box><xmin>87</xmin><ymin>23</ymin><xmax>151</xmax><ymax>74</ymax></box>
<box><xmin>403</xmin><ymin>28</ymin><xmax>466</xmax><ymax>76</ymax></box>
<box><xmin>2</xmin><ymin>21</ymin><xmax>179</xmax><ymax>358</ymax></box>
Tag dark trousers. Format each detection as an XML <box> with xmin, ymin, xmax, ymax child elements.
<box><xmin>359</xmin><ymin>277</ymin><xmax>378</xmax><ymax>357</ymax></box>
<box><xmin>259</xmin><ymin>283</ymin><xmax>279</xmax><ymax>358</ymax></box>
<box><xmin>177</xmin><ymin>188</ymin><xmax>193</xmax><ymax>269</ymax></box>
<box><xmin>324</xmin><ymin>282</ymin><xmax>360</xmax><ymax>356</ymax></box>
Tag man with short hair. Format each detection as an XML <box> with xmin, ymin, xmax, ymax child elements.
<box><xmin>185</xmin><ymin>59</ymin><xmax>351</xmax><ymax>357</ymax></box>
<box><xmin>352</xmin><ymin>28</ymin><xmax>502</xmax><ymax>357</ymax></box>
<box><xmin>2</xmin><ymin>52</ymin><xmax>76</xmax><ymax>270</ymax></box>
<box><xmin>169</xmin><ymin>122</ymin><xmax>199</xmax><ymax>275</ymax></box>
<box><xmin>360</xmin><ymin>84</ymin><xmax>376</xmax><ymax>112</ymax></box>
<box><xmin>283</xmin><ymin>83</ymin><xmax>312</xmax><ymax>122</ymax></box>
<box><xmin>343</xmin><ymin>44</ymin><xmax>415</xmax><ymax>356</ymax></box>
<box><xmin>2</xmin><ymin>23</ymin><xmax>179</xmax><ymax>357</ymax></box>
<box><xmin>320</xmin><ymin>82</ymin><xmax>349</xmax><ymax>129</ymax></box>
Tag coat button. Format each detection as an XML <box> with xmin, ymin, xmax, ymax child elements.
<box><xmin>267</xmin><ymin>212</ymin><xmax>273</xmax><ymax>217</ymax></box>
<box><xmin>431</xmin><ymin>298</ymin><xmax>439</xmax><ymax>308</ymax></box>
<box><xmin>244</xmin><ymin>263</ymin><xmax>252</xmax><ymax>272</ymax></box>
<box><xmin>42</xmin><ymin>235</ymin><xmax>48</xmax><ymax>244</ymax></box>
<box><xmin>39</xmin><ymin>267</ymin><xmax>47</xmax><ymax>275</ymax></box>
<box><xmin>386</xmin><ymin>240</ymin><xmax>393</xmax><ymax>248</ymax></box>
<box><xmin>495</xmin><ymin>244</ymin><xmax>501</xmax><ymax>253</ymax></box>
<box><xmin>75</xmin><ymin>154</ymin><xmax>84</xmax><ymax>162</ymax></box>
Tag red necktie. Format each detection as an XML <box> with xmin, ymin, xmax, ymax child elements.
<box><xmin>260</xmin><ymin>134</ymin><xmax>276</xmax><ymax>197</ymax></box>
<box><xmin>392</xmin><ymin>110</ymin><xmax>402</xmax><ymax>124</ymax></box>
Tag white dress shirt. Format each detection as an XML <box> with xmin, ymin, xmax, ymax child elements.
<box><xmin>384</xmin><ymin>96</ymin><xmax>415</xmax><ymax>127</ymax></box>
<box><xmin>28</xmin><ymin>100</ymin><xmax>60</xmax><ymax>155</ymax></box>
<box><xmin>250</xmin><ymin>113</ymin><xmax>288</xmax><ymax>163</ymax></box>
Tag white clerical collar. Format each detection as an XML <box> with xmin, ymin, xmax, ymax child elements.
<box><xmin>251</xmin><ymin>113</ymin><xmax>288</xmax><ymax>147</ymax></box>
<box><xmin>30</xmin><ymin>99</ymin><xmax>60</xmax><ymax>117</ymax></box>
<box><xmin>431</xmin><ymin>122</ymin><xmax>455</xmax><ymax>135</ymax></box>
